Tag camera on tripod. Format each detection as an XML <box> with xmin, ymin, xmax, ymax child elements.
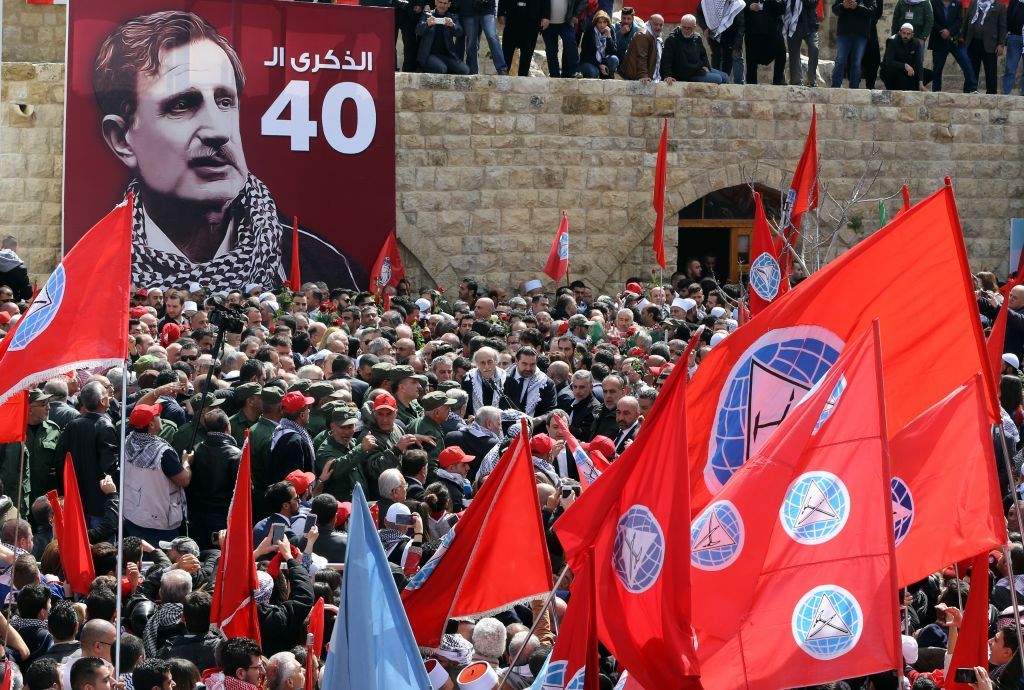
<box><xmin>206</xmin><ymin>297</ymin><xmax>247</xmax><ymax>334</ymax></box>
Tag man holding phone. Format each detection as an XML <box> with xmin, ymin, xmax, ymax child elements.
<box><xmin>253</xmin><ymin>481</ymin><xmax>301</xmax><ymax>547</ymax></box>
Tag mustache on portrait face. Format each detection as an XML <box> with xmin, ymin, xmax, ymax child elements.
<box><xmin>188</xmin><ymin>144</ymin><xmax>238</xmax><ymax>169</ymax></box>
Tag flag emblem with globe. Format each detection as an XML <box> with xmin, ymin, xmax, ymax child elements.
<box><xmin>791</xmin><ymin>585</ymin><xmax>863</xmax><ymax>660</ymax></box>
<box><xmin>612</xmin><ymin>505</ymin><xmax>665</xmax><ymax>593</ymax></box>
<box><xmin>539</xmin><ymin>660</ymin><xmax>567</xmax><ymax>690</ymax></box>
<box><xmin>376</xmin><ymin>257</ymin><xmax>393</xmax><ymax>289</ymax></box>
<box><xmin>558</xmin><ymin>232</ymin><xmax>569</xmax><ymax>260</ymax></box>
<box><xmin>750</xmin><ymin>252</ymin><xmax>782</xmax><ymax>301</ymax></box>
<box><xmin>812</xmin><ymin>375</ymin><xmax>847</xmax><ymax>435</ymax></box>
<box><xmin>780</xmin><ymin>471</ymin><xmax>850</xmax><ymax>545</ymax></box>
<box><xmin>705</xmin><ymin>327</ymin><xmax>844</xmax><ymax>492</ymax></box>
<box><xmin>566</xmin><ymin>669</ymin><xmax>587</xmax><ymax>690</ymax></box>
<box><xmin>404</xmin><ymin>527</ymin><xmax>454</xmax><ymax>591</ymax></box>
<box><xmin>890</xmin><ymin>477</ymin><xmax>914</xmax><ymax>545</ymax></box>
<box><xmin>9</xmin><ymin>265</ymin><xmax>66</xmax><ymax>351</ymax></box>
<box><xmin>691</xmin><ymin>500</ymin><xmax>744</xmax><ymax>571</ymax></box>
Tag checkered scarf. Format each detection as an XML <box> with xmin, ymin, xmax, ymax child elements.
<box><xmin>127</xmin><ymin>174</ymin><xmax>283</xmax><ymax>293</ymax></box>
<box><xmin>143</xmin><ymin>602</ymin><xmax>183</xmax><ymax>656</ymax></box>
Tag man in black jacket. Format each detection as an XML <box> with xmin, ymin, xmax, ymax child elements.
<box><xmin>54</xmin><ymin>382</ymin><xmax>118</xmax><ymax>527</ymax></box>
<box><xmin>786</xmin><ymin>0</ymin><xmax>821</xmax><ymax>84</ymax></box>
<box><xmin>268</xmin><ymin>392</ymin><xmax>316</xmax><ymax>485</ymax></box>
<box><xmin>11</xmin><ymin>583</ymin><xmax>52</xmax><ymax>664</ymax></box>
<box><xmin>256</xmin><ymin>537</ymin><xmax>315</xmax><ymax>656</ymax></box>
<box><xmin>1004</xmin><ymin>0</ymin><xmax>1024</xmax><ymax>93</ymax></box>
<box><xmin>559</xmin><ymin>371</ymin><xmax>603</xmax><ymax>442</ymax></box>
<box><xmin>0</xmin><ymin>237</ymin><xmax>31</xmax><ymax>302</ymax></box>
<box><xmin>662</xmin><ymin>15</ymin><xmax>730</xmax><ymax>83</ymax></box>
<box><xmin>186</xmin><ymin>410</ymin><xmax>242</xmax><ymax>551</ymax></box>
<box><xmin>882</xmin><ymin>23</ymin><xmax>928</xmax><ymax>90</ymax></box>
<box><xmin>744</xmin><ymin>0</ymin><xmax>787</xmax><ymax>83</ymax></box>
<box><xmin>300</xmin><ymin>494</ymin><xmax>347</xmax><ymax>563</ymax></box>
<box><xmin>156</xmin><ymin>591</ymin><xmax>218</xmax><ymax>672</ymax></box>
<box><xmin>831</xmin><ymin>0</ymin><xmax>876</xmax><ymax>86</ymax></box>
<box><xmin>415</xmin><ymin>0</ymin><xmax>471</xmax><ymax>73</ymax></box>
<box><xmin>930</xmin><ymin>0</ymin><xmax>977</xmax><ymax>91</ymax></box>
<box><xmin>499</xmin><ymin>0</ymin><xmax>550</xmax><ymax>75</ymax></box>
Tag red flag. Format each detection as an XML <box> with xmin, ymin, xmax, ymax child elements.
<box><xmin>211</xmin><ymin>435</ymin><xmax>261</xmax><ymax>644</ymax></box>
<box><xmin>535</xmin><ymin>551</ymin><xmax>600</xmax><ymax>690</ymax></box>
<box><xmin>305</xmin><ymin>597</ymin><xmax>325</xmax><ymax>690</ymax></box>
<box><xmin>55</xmin><ymin>454</ymin><xmax>96</xmax><ymax>595</ymax></box>
<box><xmin>945</xmin><ymin>552</ymin><xmax>991</xmax><ymax>690</ymax></box>
<box><xmin>816</xmin><ymin>0</ymin><xmax>825</xmax><ymax>19</ymax></box>
<box><xmin>687</xmin><ymin>184</ymin><xmax>997</xmax><ymax>515</ymax></box>
<box><xmin>369</xmin><ymin>232</ymin><xmax>405</xmax><ymax>295</ymax></box>
<box><xmin>0</xmin><ymin>393</ymin><xmax>28</xmax><ymax>444</ymax></box>
<box><xmin>987</xmin><ymin>274</ymin><xmax>1024</xmax><ymax>386</ymax></box>
<box><xmin>900</xmin><ymin>185</ymin><xmax>911</xmax><ymax>214</ymax></box>
<box><xmin>782</xmin><ymin>105</ymin><xmax>818</xmax><ymax>259</ymax></box>
<box><xmin>288</xmin><ymin>216</ymin><xmax>302</xmax><ymax>291</ymax></box>
<box><xmin>45</xmin><ymin>491</ymin><xmax>64</xmax><ymax>545</ymax></box>
<box><xmin>747</xmin><ymin>191</ymin><xmax>786</xmax><ymax>317</ymax></box>
<box><xmin>554</xmin><ymin>356</ymin><xmax>701</xmax><ymax>690</ymax></box>
<box><xmin>890</xmin><ymin>376</ymin><xmax>1006</xmax><ymax>587</ymax></box>
<box><xmin>552</xmin><ymin>415</ymin><xmax>603</xmax><ymax>490</ymax></box>
<box><xmin>692</xmin><ymin>326</ymin><xmax>901</xmax><ymax>689</ymax></box>
<box><xmin>0</xmin><ymin>198</ymin><xmax>131</xmax><ymax>406</ymax></box>
<box><xmin>652</xmin><ymin>119</ymin><xmax>669</xmax><ymax>270</ymax></box>
<box><xmin>544</xmin><ymin>212</ymin><xmax>570</xmax><ymax>283</ymax></box>
<box><xmin>402</xmin><ymin>423</ymin><xmax>553</xmax><ymax>649</ymax></box>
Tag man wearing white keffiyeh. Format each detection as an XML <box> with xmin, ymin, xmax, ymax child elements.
<box><xmin>698</xmin><ymin>0</ymin><xmax>746</xmax><ymax>78</ymax></box>
<box><xmin>461</xmin><ymin>347</ymin><xmax>506</xmax><ymax>416</ymax></box>
<box><xmin>783</xmin><ymin>0</ymin><xmax>821</xmax><ymax>84</ymax></box>
<box><xmin>964</xmin><ymin>0</ymin><xmax>1008</xmax><ymax>92</ymax></box>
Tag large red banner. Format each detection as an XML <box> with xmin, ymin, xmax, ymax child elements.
<box><xmin>64</xmin><ymin>0</ymin><xmax>395</xmax><ymax>292</ymax></box>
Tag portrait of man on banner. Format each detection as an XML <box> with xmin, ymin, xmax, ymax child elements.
<box><xmin>91</xmin><ymin>10</ymin><xmax>368</xmax><ymax>291</ymax></box>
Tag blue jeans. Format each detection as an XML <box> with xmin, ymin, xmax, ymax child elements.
<box><xmin>580</xmin><ymin>55</ymin><xmax>620</xmax><ymax>78</ymax></box>
<box><xmin>1004</xmin><ymin>33</ymin><xmax>1024</xmax><ymax>94</ymax></box>
<box><xmin>542</xmin><ymin>22</ymin><xmax>579</xmax><ymax>77</ymax></box>
<box><xmin>691</xmin><ymin>68</ymin><xmax>729</xmax><ymax>83</ymax></box>
<box><xmin>832</xmin><ymin>33</ymin><xmax>867</xmax><ymax>87</ymax></box>
<box><xmin>932</xmin><ymin>45</ymin><xmax>977</xmax><ymax>92</ymax></box>
<box><xmin>462</xmin><ymin>14</ymin><xmax>508</xmax><ymax>74</ymax></box>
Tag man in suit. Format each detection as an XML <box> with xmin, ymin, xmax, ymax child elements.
<box><xmin>502</xmin><ymin>347</ymin><xmax>557</xmax><ymax>418</ymax></box>
<box><xmin>300</xmin><ymin>493</ymin><xmax>347</xmax><ymax>564</ymax></box>
<box><xmin>929</xmin><ymin>0</ymin><xmax>977</xmax><ymax>91</ymax></box>
<box><xmin>964</xmin><ymin>0</ymin><xmax>1008</xmax><ymax>93</ymax></box>
<box><xmin>559</xmin><ymin>370</ymin><xmax>603</xmax><ymax>442</ymax></box>
<box><xmin>253</xmin><ymin>481</ymin><xmax>301</xmax><ymax>546</ymax></box>
<box><xmin>445</xmin><ymin>405</ymin><xmax>501</xmax><ymax>480</ymax></box>
<box><xmin>329</xmin><ymin>355</ymin><xmax>369</xmax><ymax>407</ymax></box>
<box><xmin>402</xmin><ymin>449</ymin><xmax>429</xmax><ymax>501</ymax></box>
<box><xmin>612</xmin><ymin>395</ymin><xmax>642</xmax><ymax>457</ymax></box>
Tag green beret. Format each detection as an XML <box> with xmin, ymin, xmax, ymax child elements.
<box><xmin>420</xmin><ymin>390</ymin><xmax>459</xmax><ymax>411</ymax></box>
<box><xmin>189</xmin><ymin>393</ymin><xmax>224</xmax><ymax>409</ymax></box>
<box><xmin>260</xmin><ymin>387</ymin><xmax>284</xmax><ymax>404</ymax></box>
<box><xmin>234</xmin><ymin>382</ymin><xmax>262</xmax><ymax>400</ymax></box>
<box><xmin>330</xmin><ymin>406</ymin><xmax>359</xmax><ymax>426</ymax></box>
<box><xmin>436</xmin><ymin>380</ymin><xmax>461</xmax><ymax>392</ymax></box>
<box><xmin>388</xmin><ymin>365</ymin><xmax>415</xmax><ymax>384</ymax></box>
<box><xmin>28</xmin><ymin>389</ymin><xmax>53</xmax><ymax>404</ymax></box>
<box><xmin>307</xmin><ymin>381</ymin><xmax>335</xmax><ymax>401</ymax></box>
<box><xmin>288</xmin><ymin>379</ymin><xmax>312</xmax><ymax>394</ymax></box>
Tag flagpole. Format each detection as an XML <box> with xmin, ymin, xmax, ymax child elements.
<box><xmin>114</xmin><ymin>357</ymin><xmax>129</xmax><ymax>679</ymax></box>
<box><xmin>995</xmin><ymin>421</ymin><xmax>1024</xmax><ymax>675</ymax></box>
<box><xmin>494</xmin><ymin>563</ymin><xmax>570</xmax><ymax>690</ymax></box>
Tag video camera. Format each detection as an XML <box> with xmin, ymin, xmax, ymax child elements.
<box><xmin>205</xmin><ymin>296</ymin><xmax>247</xmax><ymax>334</ymax></box>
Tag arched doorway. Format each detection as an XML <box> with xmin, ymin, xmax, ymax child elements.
<box><xmin>677</xmin><ymin>184</ymin><xmax>782</xmax><ymax>284</ymax></box>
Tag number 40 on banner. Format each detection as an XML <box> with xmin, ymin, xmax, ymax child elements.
<box><xmin>261</xmin><ymin>80</ymin><xmax>377</xmax><ymax>154</ymax></box>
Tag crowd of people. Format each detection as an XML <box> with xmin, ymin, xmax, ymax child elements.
<box><xmin>4</xmin><ymin>230</ymin><xmax>1024</xmax><ymax>688</ymax></box>
<box><xmin>353</xmin><ymin>0</ymin><xmax>1024</xmax><ymax>94</ymax></box>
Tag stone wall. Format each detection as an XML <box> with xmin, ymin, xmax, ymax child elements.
<box><xmin>394</xmin><ymin>73</ymin><xmax>1024</xmax><ymax>292</ymax></box>
<box><xmin>2</xmin><ymin>0</ymin><xmax>66</xmax><ymax>63</ymax></box>
<box><xmin>2</xmin><ymin>62</ymin><xmax>1023</xmax><ymax>293</ymax></box>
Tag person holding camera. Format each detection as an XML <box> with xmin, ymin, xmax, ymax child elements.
<box><xmin>415</xmin><ymin>0</ymin><xmax>471</xmax><ymax>74</ymax></box>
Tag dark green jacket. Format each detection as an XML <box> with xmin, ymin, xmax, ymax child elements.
<box><xmin>26</xmin><ymin>420</ymin><xmax>60</xmax><ymax>502</ymax></box>
<box><xmin>315</xmin><ymin>434</ymin><xmax>365</xmax><ymax>502</ymax></box>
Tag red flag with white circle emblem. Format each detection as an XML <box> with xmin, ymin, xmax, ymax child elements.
<box><xmin>0</xmin><ymin>198</ymin><xmax>131</xmax><ymax>406</ymax></box>
<box><xmin>554</xmin><ymin>350</ymin><xmax>701</xmax><ymax>690</ymax></box>
<box><xmin>544</xmin><ymin>212</ymin><xmax>569</xmax><ymax>283</ymax></box>
<box><xmin>747</xmin><ymin>191</ymin><xmax>787</xmax><ymax>318</ymax></box>
<box><xmin>691</xmin><ymin>325</ymin><xmax>901</xmax><ymax>689</ymax></box>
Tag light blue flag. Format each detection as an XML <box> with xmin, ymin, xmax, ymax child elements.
<box><xmin>528</xmin><ymin>653</ymin><xmax>551</xmax><ymax>690</ymax></box>
<box><xmin>322</xmin><ymin>484</ymin><xmax>431</xmax><ymax>690</ymax></box>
